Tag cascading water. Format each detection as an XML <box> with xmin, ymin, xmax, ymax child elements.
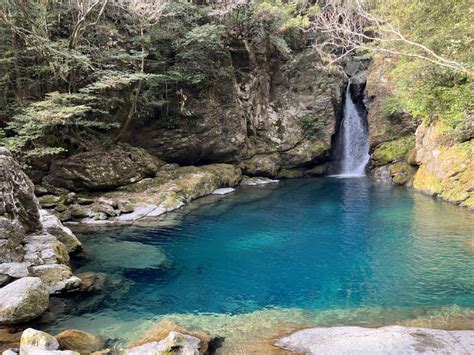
<box><xmin>339</xmin><ymin>80</ymin><xmax>370</xmax><ymax>176</ymax></box>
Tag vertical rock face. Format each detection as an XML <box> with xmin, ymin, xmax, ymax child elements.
<box><xmin>364</xmin><ymin>56</ymin><xmax>418</xmax><ymax>186</ymax></box>
<box><xmin>0</xmin><ymin>148</ymin><xmax>42</xmax><ymax>264</ymax></box>
<box><xmin>364</xmin><ymin>56</ymin><xmax>417</xmax><ymax>150</ymax></box>
<box><xmin>0</xmin><ymin>149</ymin><xmax>82</xmax><ymax>324</ymax></box>
<box><xmin>130</xmin><ymin>48</ymin><xmax>343</xmax><ymax>177</ymax></box>
<box><xmin>414</xmin><ymin>123</ymin><xmax>474</xmax><ymax>208</ymax></box>
<box><xmin>365</xmin><ymin>55</ymin><xmax>473</xmax><ymax>206</ymax></box>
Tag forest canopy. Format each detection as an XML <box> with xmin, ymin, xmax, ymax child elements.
<box><xmin>0</xmin><ymin>0</ymin><xmax>472</xmax><ymax>158</ymax></box>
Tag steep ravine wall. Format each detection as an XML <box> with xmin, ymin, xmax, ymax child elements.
<box><xmin>365</xmin><ymin>55</ymin><xmax>473</xmax><ymax>209</ymax></box>
<box><xmin>129</xmin><ymin>46</ymin><xmax>345</xmax><ymax>178</ymax></box>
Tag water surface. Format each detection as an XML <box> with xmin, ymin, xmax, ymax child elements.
<box><xmin>42</xmin><ymin>178</ymin><xmax>474</xmax><ymax>346</ymax></box>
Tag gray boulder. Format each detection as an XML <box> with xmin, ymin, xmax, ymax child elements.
<box><xmin>0</xmin><ymin>277</ymin><xmax>49</xmax><ymax>324</ymax></box>
<box><xmin>42</xmin><ymin>145</ymin><xmax>163</xmax><ymax>192</ymax></box>
<box><xmin>275</xmin><ymin>326</ymin><xmax>474</xmax><ymax>354</ymax></box>
<box><xmin>39</xmin><ymin>210</ymin><xmax>81</xmax><ymax>253</ymax></box>
<box><xmin>19</xmin><ymin>328</ymin><xmax>79</xmax><ymax>355</ymax></box>
<box><xmin>0</xmin><ymin>262</ymin><xmax>29</xmax><ymax>278</ymax></box>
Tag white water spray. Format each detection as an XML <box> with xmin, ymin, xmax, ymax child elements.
<box><xmin>339</xmin><ymin>81</ymin><xmax>370</xmax><ymax>176</ymax></box>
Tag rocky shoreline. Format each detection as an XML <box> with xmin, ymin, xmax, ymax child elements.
<box><xmin>2</xmin><ymin>322</ymin><xmax>473</xmax><ymax>354</ymax></box>
<box><xmin>1</xmin><ymin>146</ymin><xmax>474</xmax><ymax>354</ymax></box>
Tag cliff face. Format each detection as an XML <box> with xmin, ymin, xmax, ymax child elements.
<box><xmin>414</xmin><ymin>123</ymin><xmax>473</xmax><ymax>208</ymax></box>
<box><xmin>130</xmin><ymin>47</ymin><xmax>343</xmax><ymax>178</ymax></box>
<box><xmin>365</xmin><ymin>55</ymin><xmax>473</xmax><ymax>208</ymax></box>
<box><xmin>0</xmin><ymin>148</ymin><xmax>81</xmax><ymax>302</ymax></box>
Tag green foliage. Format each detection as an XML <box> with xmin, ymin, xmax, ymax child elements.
<box><xmin>173</xmin><ymin>24</ymin><xmax>231</xmax><ymax>85</ymax></box>
<box><xmin>0</xmin><ymin>72</ymin><xmax>165</xmax><ymax>156</ymax></box>
<box><xmin>376</xmin><ymin>0</ymin><xmax>473</xmax><ymax>141</ymax></box>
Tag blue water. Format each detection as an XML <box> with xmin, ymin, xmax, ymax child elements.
<box><xmin>44</xmin><ymin>178</ymin><xmax>474</xmax><ymax>339</ymax></box>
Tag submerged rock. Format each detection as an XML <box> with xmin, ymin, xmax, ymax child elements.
<box><xmin>76</xmin><ymin>272</ymin><xmax>106</xmax><ymax>293</ymax></box>
<box><xmin>55</xmin><ymin>329</ymin><xmax>104</xmax><ymax>353</ymax></box>
<box><xmin>0</xmin><ymin>277</ymin><xmax>49</xmax><ymax>324</ymax></box>
<box><xmin>275</xmin><ymin>326</ymin><xmax>474</xmax><ymax>354</ymax></box>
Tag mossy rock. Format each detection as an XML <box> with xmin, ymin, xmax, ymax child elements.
<box><xmin>390</xmin><ymin>162</ymin><xmax>417</xmax><ymax>186</ymax></box>
<box><xmin>43</xmin><ymin>145</ymin><xmax>164</xmax><ymax>192</ymax></box>
<box><xmin>277</xmin><ymin>168</ymin><xmax>305</xmax><ymax>179</ymax></box>
<box><xmin>305</xmin><ymin>164</ymin><xmax>330</xmax><ymax>177</ymax></box>
<box><xmin>372</xmin><ymin>135</ymin><xmax>415</xmax><ymax>165</ymax></box>
<box><xmin>414</xmin><ymin>137</ymin><xmax>473</xmax><ymax>207</ymax></box>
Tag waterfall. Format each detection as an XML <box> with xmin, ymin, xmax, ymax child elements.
<box><xmin>339</xmin><ymin>81</ymin><xmax>370</xmax><ymax>176</ymax></box>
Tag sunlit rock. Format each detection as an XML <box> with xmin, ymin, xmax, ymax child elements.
<box><xmin>0</xmin><ymin>278</ymin><xmax>49</xmax><ymax>324</ymax></box>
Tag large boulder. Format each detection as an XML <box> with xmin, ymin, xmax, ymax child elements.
<box><xmin>43</xmin><ymin>145</ymin><xmax>163</xmax><ymax>192</ymax></box>
<box><xmin>30</xmin><ymin>264</ymin><xmax>81</xmax><ymax>294</ymax></box>
<box><xmin>0</xmin><ymin>277</ymin><xmax>49</xmax><ymax>324</ymax></box>
<box><xmin>275</xmin><ymin>326</ymin><xmax>474</xmax><ymax>354</ymax></box>
<box><xmin>128</xmin><ymin>320</ymin><xmax>213</xmax><ymax>353</ymax></box>
<box><xmin>19</xmin><ymin>328</ymin><xmax>79</xmax><ymax>355</ymax></box>
<box><xmin>55</xmin><ymin>329</ymin><xmax>104</xmax><ymax>353</ymax></box>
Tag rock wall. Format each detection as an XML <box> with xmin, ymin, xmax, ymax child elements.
<box><xmin>364</xmin><ymin>55</ymin><xmax>418</xmax><ymax>187</ymax></box>
<box><xmin>365</xmin><ymin>55</ymin><xmax>473</xmax><ymax>208</ymax></box>
<box><xmin>0</xmin><ymin>148</ymin><xmax>82</xmax><ymax>325</ymax></box>
<box><xmin>130</xmin><ymin>47</ymin><xmax>344</xmax><ymax>178</ymax></box>
<box><xmin>414</xmin><ymin>122</ymin><xmax>473</xmax><ymax>208</ymax></box>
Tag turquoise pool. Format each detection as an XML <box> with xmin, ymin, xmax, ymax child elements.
<box><xmin>41</xmin><ymin>178</ymin><xmax>474</xmax><ymax>346</ymax></box>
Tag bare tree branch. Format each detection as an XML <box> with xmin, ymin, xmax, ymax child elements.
<box><xmin>310</xmin><ymin>0</ymin><xmax>472</xmax><ymax>76</ymax></box>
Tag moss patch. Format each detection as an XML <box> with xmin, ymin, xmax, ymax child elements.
<box><xmin>372</xmin><ymin>135</ymin><xmax>415</xmax><ymax>165</ymax></box>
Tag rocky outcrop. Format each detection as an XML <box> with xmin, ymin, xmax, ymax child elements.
<box><xmin>414</xmin><ymin>122</ymin><xmax>473</xmax><ymax>208</ymax></box>
<box><xmin>0</xmin><ymin>277</ymin><xmax>49</xmax><ymax>324</ymax></box>
<box><xmin>42</xmin><ymin>145</ymin><xmax>163</xmax><ymax>192</ymax></box>
<box><xmin>365</xmin><ymin>54</ymin><xmax>473</xmax><ymax>204</ymax></box>
<box><xmin>275</xmin><ymin>326</ymin><xmax>474</xmax><ymax>354</ymax></box>
<box><xmin>365</xmin><ymin>55</ymin><xmax>417</xmax><ymax>149</ymax></box>
<box><xmin>130</xmin><ymin>48</ymin><xmax>343</xmax><ymax>178</ymax></box>
<box><xmin>128</xmin><ymin>320</ymin><xmax>214</xmax><ymax>355</ymax></box>
<box><xmin>0</xmin><ymin>149</ymin><xmax>82</xmax><ymax>323</ymax></box>
<box><xmin>364</xmin><ymin>56</ymin><xmax>418</xmax><ymax>186</ymax></box>
<box><xmin>40</xmin><ymin>163</ymin><xmax>242</xmax><ymax>224</ymax></box>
